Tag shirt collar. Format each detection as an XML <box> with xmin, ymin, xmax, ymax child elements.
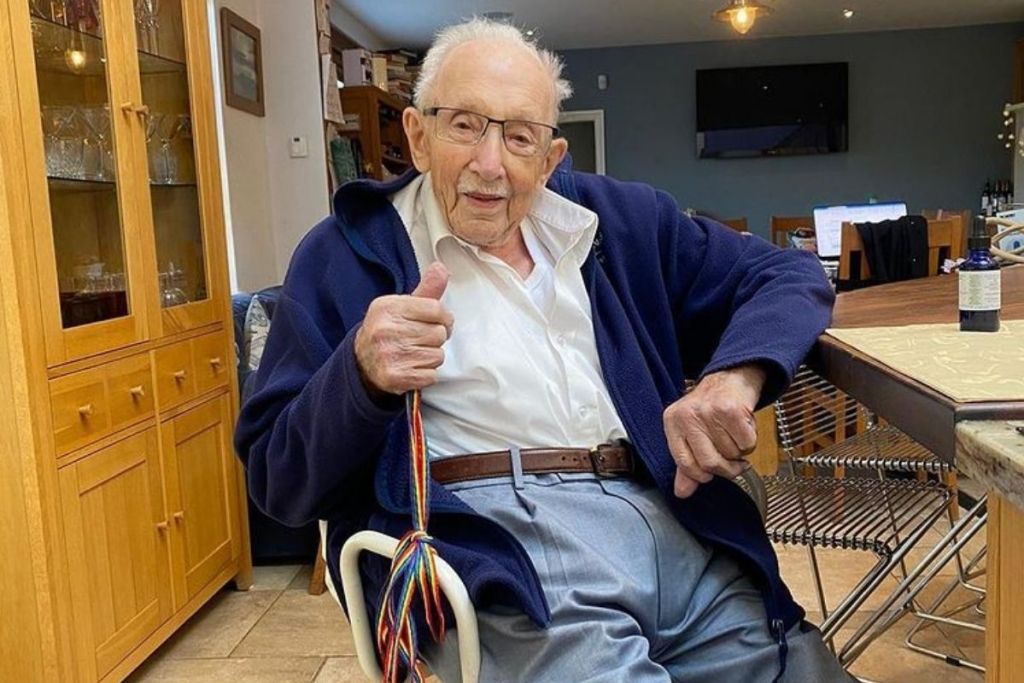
<box><xmin>390</xmin><ymin>172</ymin><xmax>599</xmax><ymax>268</ymax></box>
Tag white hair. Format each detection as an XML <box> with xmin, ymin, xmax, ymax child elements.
<box><xmin>413</xmin><ymin>17</ymin><xmax>573</xmax><ymax>122</ymax></box>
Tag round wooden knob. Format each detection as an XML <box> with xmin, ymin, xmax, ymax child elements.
<box><xmin>173</xmin><ymin>511</ymin><xmax>185</xmax><ymax>523</ymax></box>
<box><xmin>129</xmin><ymin>385</ymin><xmax>145</xmax><ymax>399</ymax></box>
<box><xmin>156</xmin><ymin>521</ymin><xmax>169</xmax><ymax>532</ymax></box>
<box><xmin>78</xmin><ymin>404</ymin><xmax>93</xmax><ymax>418</ymax></box>
<box><xmin>173</xmin><ymin>369</ymin><xmax>187</xmax><ymax>382</ymax></box>
<box><xmin>209</xmin><ymin>357</ymin><xmax>222</xmax><ymax>368</ymax></box>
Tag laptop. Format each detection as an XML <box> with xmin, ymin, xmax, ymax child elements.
<box><xmin>812</xmin><ymin>202</ymin><xmax>909</xmax><ymax>258</ymax></box>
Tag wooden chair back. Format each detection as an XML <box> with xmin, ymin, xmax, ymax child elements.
<box><xmin>770</xmin><ymin>215</ymin><xmax>814</xmax><ymax>248</ymax></box>
<box><xmin>920</xmin><ymin>209</ymin><xmax>969</xmax><ymax>259</ymax></box>
<box><xmin>721</xmin><ymin>217</ymin><xmax>748</xmax><ymax>233</ymax></box>
<box><xmin>838</xmin><ymin>217</ymin><xmax>956</xmax><ymax>283</ymax></box>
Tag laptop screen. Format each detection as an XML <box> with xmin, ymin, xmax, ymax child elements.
<box><xmin>813</xmin><ymin>202</ymin><xmax>908</xmax><ymax>258</ymax></box>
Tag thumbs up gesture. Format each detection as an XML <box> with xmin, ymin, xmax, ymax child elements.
<box><xmin>354</xmin><ymin>262</ymin><xmax>455</xmax><ymax>397</ymax></box>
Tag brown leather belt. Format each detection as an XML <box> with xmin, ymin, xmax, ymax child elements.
<box><xmin>430</xmin><ymin>442</ymin><xmax>634</xmax><ymax>485</ymax></box>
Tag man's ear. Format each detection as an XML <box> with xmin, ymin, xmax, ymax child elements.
<box><xmin>540</xmin><ymin>137</ymin><xmax>568</xmax><ymax>185</ymax></box>
<box><xmin>403</xmin><ymin>107</ymin><xmax>431</xmax><ymax>172</ymax></box>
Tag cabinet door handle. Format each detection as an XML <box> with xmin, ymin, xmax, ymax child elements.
<box><xmin>156</xmin><ymin>521</ymin><xmax>169</xmax><ymax>533</ymax></box>
<box><xmin>173</xmin><ymin>511</ymin><xmax>185</xmax><ymax>523</ymax></box>
<box><xmin>129</xmin><ymin>385</ymin><xmax>146</xmax><ymax>400</ymax></box>
<box><xmin>173</xmin><ymin>369</ymin><xmax>187</xmax><ymax>382</ymax></box>
<box><xmin>119</xmin><ymin>102</ymin><xmax>150</xmax><ymax>118</ymax></box>
<box><xmin>77</xmin><ymin>403</ymin><xmax>93</xmax><ymax>418</ymax></box>
<box><xmin>208</xmin><ymin>356</ymin><xmax>222</xmax><ymax>368</ymax></box>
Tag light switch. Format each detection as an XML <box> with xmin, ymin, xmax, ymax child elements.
<box><xmin>289</xmin><ymin>136</ymin><xmax>309</xmax><ymax>158</ymax></box>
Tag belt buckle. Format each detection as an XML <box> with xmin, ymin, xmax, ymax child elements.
<box><xmin>589</xmin><ymin>444</ymin><xmax>613</xmax><ymax>478</ymax></box>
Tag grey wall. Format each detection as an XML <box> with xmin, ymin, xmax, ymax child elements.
<box><xmin>560</xmin><ymin>23</ymin><xmax>1023</xmax><ymax>239</ymax></box>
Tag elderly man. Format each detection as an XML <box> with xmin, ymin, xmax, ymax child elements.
<box><xmin>236</xmin><ymin>18</ymin><xmax>850</xmax><ymax>683</ymax></box>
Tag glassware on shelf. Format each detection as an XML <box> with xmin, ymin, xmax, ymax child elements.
<box><xmin>155</xmin><ymin>112</ymin><xmax>182</xmax><ymax>184</ymax></box>
<box><xmin>144</xmin><ymin>111</ymin><xmax>162</xmax><ymax>181</ymax></box>
<box><xmin>29</xmin><ymin>0</ymin><xmax>49</xmax><ymax>19</ymax></box>
<box><xmin>47</xmin><ymin>0</ymin><xmax>67</xmax><ymax>25</ymax></box>
<box><xmin>54</xmin><ymin>106</ymin><xmax>84</xmax><ymax>179</ymax></box>
<box><xmin>134</xmin><ymin>0</ymin><xmax>161</xmax><ymax>54</ymax></box>
<box><xmin>79</xmin><ymin>105</ymin><xmax>113</xmax><ymax>181</ymax></box>
<box><xmin>158</xmin><ymin>266</ymin><xmax>188</xmax><ymax>308</ymax></box>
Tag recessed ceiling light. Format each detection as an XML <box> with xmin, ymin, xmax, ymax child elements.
<box><xmin>843</xmin><ymin>8</ymin><xmax>855</xmax><ymax>19</ymax></box>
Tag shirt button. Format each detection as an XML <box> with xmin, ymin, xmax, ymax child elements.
<box><xmin>578</xmin><ymin>405</ymin><xmax>589</xmax><ymax>418</ymax></box>
<box><xmin>556</xmin><ymin>334</ymin><xmax>567</xmax><ymax>346</ymax></box>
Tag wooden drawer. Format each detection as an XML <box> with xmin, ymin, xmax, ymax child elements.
<box><xmin>49</xmin><ymin>353</ymin><xmax>155</xmax><ymax>455</ymax></box>
<box><xmin>50</xmin><ymin>367</ymin><xmax>110</xmax><ymax>454</ymax></box>
<box><xmin>154</xmin><ymin>330</ymin><xmax>230</xmax><ymax>411</ymax></box>
<box><xmin>154</xmin><ymin>339</ymin><xmax>196</xmax><ymax>410</ymax></box>
<box><xmin>106</xmin><ymin>353</ymin><xmax>156</xmax><ymax>433</ymax></box>
<box><xmin>192</xmin><ymin>331</ymin><xmax>230</xmax><ymax>396</ymax></box>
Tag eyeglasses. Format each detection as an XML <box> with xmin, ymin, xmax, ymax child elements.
<box><xmin>423</xmin><ymin>107</ymin><xmax>559</xmax><ymax>158</ymax></box>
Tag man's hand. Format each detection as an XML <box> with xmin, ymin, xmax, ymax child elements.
<box><xmin>663</xmin><ymin>364</ymin><xmax>767</xmax><ymax>498</ymax></box>
<box><xmin>354</xmin><ymin>261</ymin><xmax>454</xmax><ymax>397</ymax></box>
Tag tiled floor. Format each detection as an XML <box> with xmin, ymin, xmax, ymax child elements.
<box><xmin>131</xmin><ymin>531</ymin><xmax>986</xmax><ymax>683</ymax></box>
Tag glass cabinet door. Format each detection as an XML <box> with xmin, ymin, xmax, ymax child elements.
<box><xmin>129</xmin><ymin>0</ymin><xmax>214</xmax><ymax>332</ymax></box>
<box><xmin>26</xmin><ymin>0</ymin><xmax>144</xmax><ymax>360</ymax></box>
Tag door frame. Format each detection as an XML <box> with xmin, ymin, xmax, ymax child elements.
<box><xmin>558</xmin><ymin>109</ymin><xmax>606</xmax><ymax>175</ymax></box>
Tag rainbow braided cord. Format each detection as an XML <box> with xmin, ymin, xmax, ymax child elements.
<box><xmin>375</xmin><ymin>390</ymin><xmax>447</xmax><ymax>682</ymax></box>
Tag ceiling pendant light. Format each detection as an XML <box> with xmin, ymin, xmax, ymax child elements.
<box><xmin>713</xmin><ymin>0</ymin><xmax>773</xmax><ymax>35</ymax></box>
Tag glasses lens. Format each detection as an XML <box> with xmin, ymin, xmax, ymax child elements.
<box><xmin>438</xmin><ymin>109</ymin><xmax>487</xmax><ymax>144</ymax></box>
<box><xmin>504</xmin><ymin>121</ymin><xmax>548</xmax><ymax>157</ymax></box>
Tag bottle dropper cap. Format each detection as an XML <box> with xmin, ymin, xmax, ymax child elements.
<box><xmin>968</xmin><ymin>216</ymin><xmax>991</xmax><ymax>251</ymax></box>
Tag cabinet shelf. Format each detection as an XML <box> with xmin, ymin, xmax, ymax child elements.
<box><xmin>31</xmin><ymin>15</ymin><xmax>186</xmax><ymax>77</ymax></box>
<box><xmin>48</xmin><ymin>176</ymin><xmax>197</xmax><ymax>191</ymax></box>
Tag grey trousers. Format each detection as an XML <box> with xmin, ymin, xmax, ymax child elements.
<box><xmin>423</xmin><ymin>472</ymin><xmax>853</xmax><ymax>683</ymax></box>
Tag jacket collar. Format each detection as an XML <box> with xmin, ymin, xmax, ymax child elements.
<box><xmin>330</xmin><ymin>155</ymin><xmax>580</xmax><ymax>294</ymax></box>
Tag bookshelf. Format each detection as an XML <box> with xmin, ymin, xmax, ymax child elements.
<box><xmin>338</xmin><ymin>85</ymin><xmax>413</xmax><ymax>180</ymax></box>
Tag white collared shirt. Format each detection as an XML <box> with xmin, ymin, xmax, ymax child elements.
<box><xmin>390</xmin><ymin>173</ymin><xmax>628</xmax><ymax>459</ymax></box>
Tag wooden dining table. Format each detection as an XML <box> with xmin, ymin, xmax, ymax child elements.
<box><xmin>813</xmin><ymin>264</ymin><xmax>1024</xmax><ymax>682</ymax></box>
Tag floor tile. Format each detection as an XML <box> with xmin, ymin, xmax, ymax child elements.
<box><xmin>288</xmin><ymin>563</ymin><xmax>316</xmax><ymax>591</ymax></box>
<box><xmin>127</xmin><ymin>656</ymin><xmax>324</xmax><ymax>682</ymax></box>
<box><xmin>250</xmin><ymin>564</ymin><xmax>304</xmax><ymax>591</ymax></box>
<box><xmin>311</xmin><ymin>657</ymin><xmax>367</xmax><ymax>682</ymax></box>
<box><xmin>232</xmin><ymin>589</ymin><xmax>355</xmax><ymax>658</ymax></box>
<box><xmin>149</xmin><ymin>588</ymin><xmax>279</xmax><ymax>659</ymax></box>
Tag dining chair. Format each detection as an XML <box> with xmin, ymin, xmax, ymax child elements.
<box><xmin>838</xmin><ymin>217</ymin><xmax>956</xmax><ymax>285</ymax></box>
<box><xmin>920</xmin><ymin>209</ymin><xmax>970</xmax><ymax>260</ymax></box>
<box><xmin>770</xmin><ymin>215</ymin><xmax>814</xmax><ymax>248</ymax></box>
<box><xmin>764</xmin><ymin>367</ymin><xmax>955</xmax><ymax>665</ymax></box>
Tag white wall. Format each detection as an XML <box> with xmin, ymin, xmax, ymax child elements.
<box><xmin>213</xmin><ymin>0</ymin><xmax>330</xmax><ymax>292</ymax></box>
<box><xmin>329</xmin><ymin>3</ymin><xmax>386</xmax><ymax>51</ymax></box>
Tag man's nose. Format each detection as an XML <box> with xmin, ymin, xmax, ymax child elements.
<box><xmin>469</xmin><ymin>124</ymin><xmax>506</xmax><ymax>180</ymax></box>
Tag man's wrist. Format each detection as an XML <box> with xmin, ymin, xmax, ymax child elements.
<box><xmin>703</xmin><ymin>363</ymin><xmax>766</xmax><ymax>406</ymax></box>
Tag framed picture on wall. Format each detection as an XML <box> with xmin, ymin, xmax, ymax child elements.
<box><xmin>221</xmin><ymin>8</ymin><xmax>265</xmax><ymax>117</ymax></box>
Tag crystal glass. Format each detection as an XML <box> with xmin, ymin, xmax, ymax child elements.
<box><xmin>144</xmin><ymin>111</ymin><xmax>163</xmax><ymax>182</ymax></box>
<box><xmin>159</xmin><ymin>270</ymin><xmax>187</xmax><ymax>307</ymax></box>
<box><xmin>155</xmin><ymin>112</ymin><xmax>180</xmax><ymax>184</ymax></box>
<box><xmin>79</xmin><ymin>105</ymin><xmax>113</xmax><ymax>181</ymax></box>
<box><xmin>55</xmin><ymin>106</ymin><xmax>84</xmax><ymax>179</ymax></box>
<box><xmin>134</xmin><ymin>0</ymin><xmax>160</xmax><ymax>54</ymax></box>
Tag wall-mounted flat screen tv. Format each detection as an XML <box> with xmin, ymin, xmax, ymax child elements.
<box><xmin>696</xmin><ymin>62</ymin><xmax>848</xmax><ymax>159</ymax></box>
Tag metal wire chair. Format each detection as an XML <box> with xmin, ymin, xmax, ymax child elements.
<box><xmin>765</xmin><ymin>367</ymin><xmax>954</xmax><ymax>664</ymax></box>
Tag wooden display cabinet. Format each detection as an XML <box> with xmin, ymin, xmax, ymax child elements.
<box><xmin>0</xmin><ymin>1</ymin><xmax>251</xmax><ymax>681</ymax></box>
<box><xmin>339</xmin><ymin>85</ymin><xmax>412</xmax><ymax>180</ymax></box>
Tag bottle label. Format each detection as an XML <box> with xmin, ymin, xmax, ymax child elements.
<box><xmin>959</xmin><ymin>270</ymin><xmax>1001</xmax><ymax>311</ymax></box>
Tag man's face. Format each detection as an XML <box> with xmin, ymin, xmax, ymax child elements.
<box><xmin>403</xmin><ymin>40</ymin><xmax>568</xmax><ymax>250</ymax></box>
